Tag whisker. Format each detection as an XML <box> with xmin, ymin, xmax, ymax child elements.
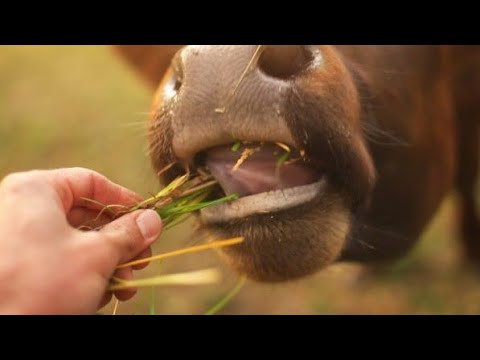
<box><xmin>362</xmin><ymin>121</ymin><xmax>410</xmax><ymax>147</ymax></box>
<box><xmin>360</xmin><ymin>223</ymin><xmax>411</xmax><ymax>243</ymax></box>
<box><xmin>120</xmin><ymin>122</ymin><xmax>148</xmax><ymax>129</ymax></box>
<box><xmin>134</xmin><ymin>112</ymin><xmax>156</xmax><ymax>116</ymax></box>
<box><xmin>156</xmin><ymin>162</ymin><xmax>176</xmax><ymax>177</ymax></box>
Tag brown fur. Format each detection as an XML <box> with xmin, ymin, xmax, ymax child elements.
<box><xmin>114</xmin><ymin>45</ymin><xmax>183</xmax><ymax>88</ymax></box>
<box><xmin>115</xmin><ymin>45</ymin><xmax>480</xmax><ymax>281</ymax></box>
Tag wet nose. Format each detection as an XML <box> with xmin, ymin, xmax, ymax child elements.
<box><xmin>163</xmin><ymin>45</ymin><xmax>317</xmax><ymax>162</ymax></box>
<box><xmin>258</xmin><ymin>45</ymin><xmax>314</xmax><ymax>79</ymax></box>
<box><xmin>170</xmin><ymin>45</ymin><xmax>314</xmax><ymax>89</ymax></box>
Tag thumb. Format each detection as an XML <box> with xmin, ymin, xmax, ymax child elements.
<box><xmin>96</xmin><ymin>209</ymin><xmax>162</xmax><ymax>266</ymax></box>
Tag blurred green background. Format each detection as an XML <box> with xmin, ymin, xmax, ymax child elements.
<box><xmin>1</xmin><ymin>45</ymin><xmax>479</xmax><ymax>314</ymax></box>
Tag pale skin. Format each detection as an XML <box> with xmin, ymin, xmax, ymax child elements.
<box><xmin>0</xmin><ymin>168</ymin><xmax>163</xmax><ymax>315</ymax></box>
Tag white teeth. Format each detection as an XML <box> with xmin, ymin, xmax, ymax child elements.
<box><xmin>200</xmin><ymin>179</ymin><xmax>327</xmax><ymax>224</ymax></box>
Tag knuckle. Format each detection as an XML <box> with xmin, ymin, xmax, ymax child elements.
<box><xmin>80</xmin><ymin>169</ymin><xmax>111</xmax><ymax>200</ymax></box>
<box><xmin>69</xmin><ymin>167</ymin><xmax>95</xmax><ymax>176</ymax></box>
<box><xmin>68</xmin><ymin>167</ymin><xmax>109</xmax><ymax>185</ymax></box>
<box><xmin>1</xmin><ymin>171</ymin><xmax>46</xmax><ymax>194</ymax></box>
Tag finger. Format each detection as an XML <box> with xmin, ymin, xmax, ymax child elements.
<box><xmin>113</xmin><ymin>267</ymin><xmax>137</xmax><ymax>302</ymax></box>
<box><xmin>68</xmin><ymin>207</ymin><xmax>114</xmax><ymax>229</ymax></box>
<box><xmin>98</xmin><ymin>293</ymin><xmax>113</xmax><ymax>310</ymax></box>
<box><xmin>132</xmin><ymin>247</ymin><xmax>153</xmax><ymax>270</ymax></box>
<box><xmin>89</xmin><ymin>210</ymin><xmax>162</xmax><ymax>277</ymax></box>
<box><xmin>43</xmin><ymin>168</ymin><xmax>143</xmax><ymax>212</ymax></box>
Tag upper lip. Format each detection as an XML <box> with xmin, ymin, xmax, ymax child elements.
<box><xmin>175</xmin><ymin>132</ymin><xmax>297</xmax><ymax>168</ymax></box>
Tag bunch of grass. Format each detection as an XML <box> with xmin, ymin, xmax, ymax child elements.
<box><xmin>100</xmin><ymin>170</ymin><xmax>239</xmax><ymax>229</ymax></box>
<box><xmin>82</xmin><ymin>167</ymin><xmax>246</xmax><ymax>315</ymax></box>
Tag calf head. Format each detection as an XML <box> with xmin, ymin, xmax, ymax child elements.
<box><xmin>148</xmin><ymin>45</ymin><xmax>376</xmax><ymax>282</ymax></box>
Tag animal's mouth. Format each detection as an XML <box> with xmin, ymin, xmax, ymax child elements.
<box><xmin>195</xmin><ymin>143</ymin><xmax>327</xmax><ymax>223</ymax></box>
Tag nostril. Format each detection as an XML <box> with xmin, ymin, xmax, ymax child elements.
<box><xmin>171</xmin><ymin>51</ymin><xmax>184</xmax><ymax>92</ymax></box>
<box><xmin>258</xmin><ymin>45</ymin><xmax>314</xmax><ymax>80</ymax></box>
<box><xmin>173</xmin><ymin>74</ymin><xmax>183</xmax><ymax>92</ymax></box>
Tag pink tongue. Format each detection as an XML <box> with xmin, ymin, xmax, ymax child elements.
<box><xmin>205</xmin><ymin>145</ymin><xmax>321</xmax><ymax>197</ymax></box>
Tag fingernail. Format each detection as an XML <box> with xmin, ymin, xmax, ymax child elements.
<box><xmin>136</xmin><ymin>210</ymin><xmax>162</xmax><ymax>243</ymax></box>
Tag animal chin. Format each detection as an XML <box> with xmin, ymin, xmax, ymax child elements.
<box><xmin>198</xmin><ymin>143</ymin><xmax>327</xmax><ymax>223</ymax></box>
<box><xmin>151</xmin><ymin>128</ymin><xmax>351</xmax><ymax>282</ymax></box>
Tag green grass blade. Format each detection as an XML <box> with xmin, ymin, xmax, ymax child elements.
<box><xmin>231</xmin><ymin>141</ymin><xmax>242</xmax><ymax>152</ymax></box>
<box><xmin>130</xmin><ymin>174</ymin><xmax>190</xmax><ymax>211</ymax></box>
<box><xmin>163</xmin><ymin>213</ymin><xmax>193</xmax><ymax>231</ymax></box>
<box><xmin>158</xmin><ymin>190</ymin><xmax>211</xmax><ymax>221</ymax></box>
<box><xmin>149</xmin><ymin>287</ymin><xmax>156</xmax><ymax>315</ymax></box>
<box><xmin>160</xmin><ymin>193</ymin><xmax>239</xmax><ymax>220</ymax></box>
<box><xmin>276</xmin><ymin>151</ymin><xmax>290</xmax><ymax>170</ymax></box>
<box><xmin>205</xmin><ymin>277</ymin><xmax>247</xmax><ymax>315</ymax></box>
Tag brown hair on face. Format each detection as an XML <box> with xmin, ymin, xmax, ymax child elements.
<box><xmin>285</xmin><ymin>46</ymin><xmax>376</xmax><ymax>210</ymax></box>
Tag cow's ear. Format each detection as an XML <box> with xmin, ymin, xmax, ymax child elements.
<box><xmin>113</xmin><ymin>45</ymin><xmax>184</xmax><ymax>89</ymax></box>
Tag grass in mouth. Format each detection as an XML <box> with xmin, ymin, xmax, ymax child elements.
<box><xmin>82</xmin><ymin>170</ymin><xmax>238</xmax><ymax>231</ymax></box>
<box><xmin>86</xmin><ymin>141</ymin><xmax>298</xmax><ymax>314</ymax></box>
<box><xmin>230</xmin><ymin>141</ymin><xmax>298</xmax><ymax>179</ymax></box>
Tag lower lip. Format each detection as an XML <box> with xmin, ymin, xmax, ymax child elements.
<box><xmin>200</xmin><ymin>178</ymin><xmax>327</xmax><ymax>224</ymax></box>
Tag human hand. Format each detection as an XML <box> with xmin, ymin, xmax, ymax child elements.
<box><xmin>0</xmin><ymin>168</ymin><xmax>162</xmax><ymax>315</ymax></box>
